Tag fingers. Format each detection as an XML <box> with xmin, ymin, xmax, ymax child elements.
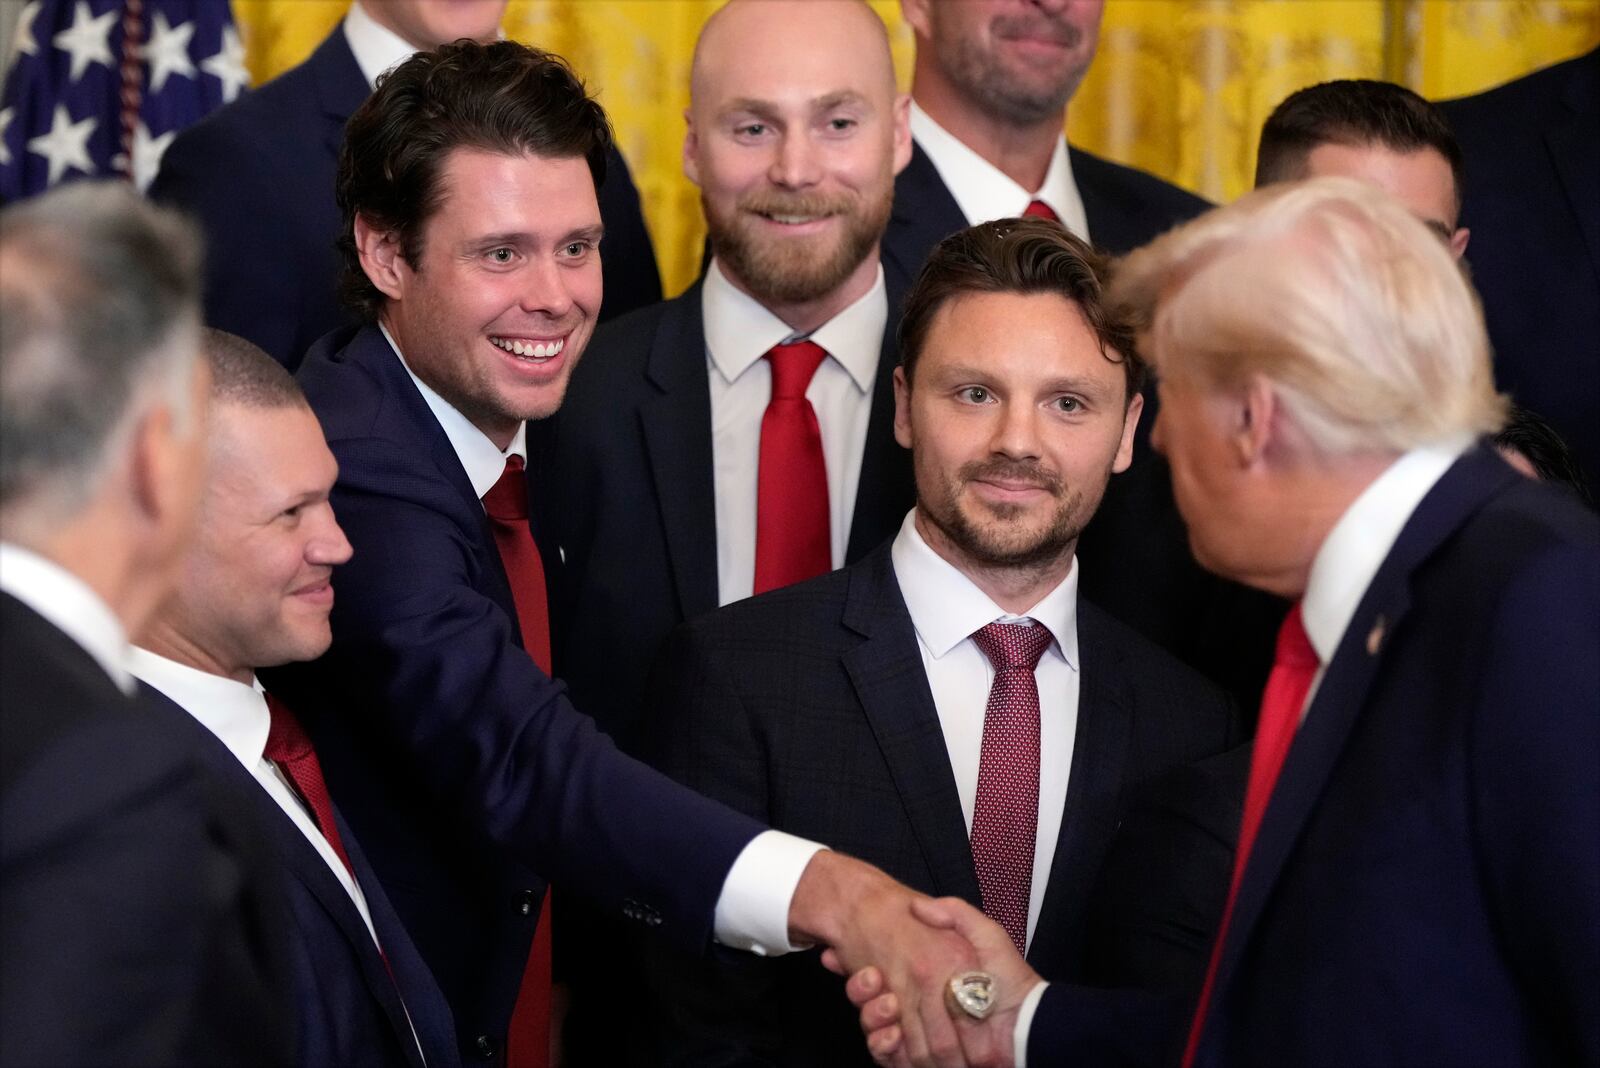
<box><xmin>822</xmin><ymin>947</ymin><xmax>844</xmax><ymax>975</ymax></box>
<box><xmin>847</xmin><ymin>965</ymin><xmax>887</xmax><ymax>1006</ymax></box>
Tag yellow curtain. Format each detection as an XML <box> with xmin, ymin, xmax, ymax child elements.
<box><xmin>232</xmin><ymin>0</ymin><xmax>1600</xmax><ymax>299</ymax></box>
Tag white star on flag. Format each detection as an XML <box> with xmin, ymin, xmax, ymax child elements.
<box><xmin>0</xmin><ymin>108</ymin><xmax>14</xmax><ymax>167</ymax></box>
<box><xmin>144</xmin><ymin>12</ymin><xmax>197</xmax><ymax>94</ymax></box>
<box><xmin>26</xmin><ymin>104</ymin><xmax>97</xmax><ymax>186</ymax></box>
<box><xmin>130</xmin><ymin>121</ymin><xmax>177</xmax><ymax>192</ymax></box>
<box><xmin>10</xmin><ymin>1</ymin><xmax>41</xmax><ymax>61</ymax></box>
<box><xmin>51</xmin><ymin>0</ymin><xmax>116</xmax><ymax>84</ymax></box>
<box><xmin>200</xmin><ymin>24</ymin><xmax>250</xmax><ymax>103</ymax></box>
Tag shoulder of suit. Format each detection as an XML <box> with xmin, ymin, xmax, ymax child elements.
<box><xmin>1079</xmin><ymin>596</ymin><xmax>1230</xmax><ymax>704</ymax></box>
<box><xmin>1069</xmin><ymin>144</ymin><xmax>1211</xmax><ymax>216</ymax></box>
<box><xmin>1441</xmin><ymin>45</ymin><xmax>1596</xmax><ymax>124</ymax></box>
<box><xmin>680</xmin><ymin>567</ymin><xmax>857</xmax><ymax>647</ymax></box>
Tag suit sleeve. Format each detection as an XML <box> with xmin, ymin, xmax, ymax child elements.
<box><xmin>298</xmin><ymin>434</ymin><xmax>764</xmax><ymax>955</ymax></box>
<box><xmin>1470</xmin><ymin>544</ymin><xmax>1600</xmax><ymax>1064</ymax></box>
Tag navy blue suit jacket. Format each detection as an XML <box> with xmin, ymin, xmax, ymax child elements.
<box><xmin>139</xmin><ymin>684</ymin><xmax>460</xmax><ymax>1068</ymax></box>
<box><xmin>276</xmin><ymin>323</ymin><xmax>764</xmax><ymax>1065</ymax></box>
<box><xmin>1030</xmin><ymin>447</ymin><xmax>1600</xmax><ymax>1066</ymax></box>
<box><xmin>150</xmin><ymin>26</ymin><xmax>662</xmax><ymax>370</ymax></box>
<box><xmin>1441</xmin><ymin>47</ymin><xmax>1600</xmax><ymax>502</ymax></box>
<box><xmin>0</xmin><ymin>596</ymin><xmax>290</xmax><ymax>1067</ymax></box>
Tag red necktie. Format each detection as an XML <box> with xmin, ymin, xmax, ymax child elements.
<box><xmin>1182</xmin><ymin>604</ymin><xmax>1318</xmax><ymax>1067</ymax></box>
<box><xmin>753</xmin><ymin>340</ymin><xmax>831</xmax><ymax>595</ymax></box>
<box><xmin>1023</xmin><ymin>199</ymin><xmax>1059</xmax><ymax>221</ymax></box>
<box><xmin>264</xmin><ymin>693</ymin><xmax>358</xmax><ymax>881</ymax></box>
<box><xmin>481</xmin><ymin>455</ymin><xmax>554</xmax><ymax>1068</ymax></box>
<box><xmin>969</xmin><ymin>621</ymin><xmax>1053</xmax><ymax>956</ymax></box>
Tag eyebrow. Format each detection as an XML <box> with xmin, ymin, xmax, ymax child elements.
<box><xmin>721</xmin><ymin>90</ymin><xmax>872</xmax><ymax>119</ymax></box>
<box><xmin>1422</xmin><ymin>218</ymin><xmax>1455</xmax><ymax>243</ymax></box>
<box><xmin>934</xmin><ymin>365</ymin><xmax>1114</xmax><ymax>395</ymax></box>
<box><xmin>472</xmin><ymin>224</ymin><xmax>606</xmax><ymax>247</ymax></box>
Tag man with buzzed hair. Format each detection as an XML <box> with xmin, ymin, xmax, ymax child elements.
<box><xmin>546</xmin><ymin>0</ymin><xmax>916</xmax><ymax>745</ymax></box>
<box><xmin>1255</xmin><ymin>79</ymin><xmax>1470</xmax><ymax>258</ymax></box>
<box><xmin>131</xmin><ymin>329</ymin><xmax>458</xmax><ymax>1067</ymax></box>
<box><xmin>1</xmin><ymin>184</ymin><xmax>287</xmax><ymax>1066</ymax></box>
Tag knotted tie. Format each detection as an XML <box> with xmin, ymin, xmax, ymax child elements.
<box><xmin>481</xmin><ymin>454</ymin><xmax>553</xmax><ymax>1068</ymax></box>
<box><xmin>264</xmin><ymin>693</ymin><xmax>357</xmax><ymax>881</ymax></box>
<box><xmin>753</xmin><ymin>340</ymin><xmax>831</xmax><ymax>595</ymax></box>
<box><xmin>969</xmin><ymin>620</ymin><xmax>1053</xmax><ymax>956</ymax></box>
<box><xmin>1023</xmin><ymin>199</ymin><xmax>1059</xmax><ymax>222</ymax></box>
<box><xmin>1182</xmin><ymin>604</ymin><xmax>1319</xmax><ymax>1067</ymax></box>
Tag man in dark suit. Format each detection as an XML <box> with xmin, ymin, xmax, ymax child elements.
<box><xmin>150</xmin><ymin>0</ymin><xmax>662</xmax><ymax>370</ymax></box>
<box><xmin>0</xmin><ymin>183</ymin><xmax>288</xmax><ymax>1066</ymax></box>
<box><xmin>1441</xmin><ymin>46</ymin><xmax>1600</xmax><ymax>502</ymax></box>
<box><xmin>545</xmin><ymin>0</ymin><xmax>915</xmax><ymax>745</ymax></box>
<box><xmin>640</xmin><ymin>217</ymin><xmax>1238</xmax><ymax>1066</ymax></box>
<box><xmin>851</xmin><ymin>178</ymin><xmax>1600</xmax><ymax>1068</ymax></box>
<box><xmin>131</xmin><ymin>330</ymin><xmax>458</xmax><ymax>1067</ymax></box>
<box><xmin>281</xmin><ymin>38</ymin><xmax>1013</xmax><ymax>1068</ymax></box>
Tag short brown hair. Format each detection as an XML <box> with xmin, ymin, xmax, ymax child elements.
<box><xmin>202</xmin><ymin>328</ymin><xmax>305</xmax><ymax>409</ymax></box>
<box><xmin>898</xmin><ymin>217</ymin><xmax>1144</xmax><ymax>403</ymax></box>
<box><xmin>337</xmin><ymin>40</ymin><xmax>613</xmax><ymax>318</ymax></box>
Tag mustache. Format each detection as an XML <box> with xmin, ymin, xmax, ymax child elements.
<box><xmin>960</xmin><ymin>458</ymin><xmax>1064</xmax><ymax>496</ymax></box>
<box><xmin>991</xmin><ymin>13</ymin><xmax>1083</xmax><ymax>48</ymax></box>
<box><xmin>739</xmin><ymin>191</ymin><xmax>854</xmax><ymax>218</ymax></box>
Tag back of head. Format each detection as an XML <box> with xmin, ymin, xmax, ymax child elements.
<box><xmin>1255</xmin><ymin>79</ymin><xmax>1463</xmax><ymax>202</ymax></box>
<box><xmin>1111</xmin><ymin>176</ymin><xmax>1504</xmax><ymax>458</ymax></box>
<box><xmin>899</xmin><ymin>216</ymin><xmax>1144</xmax><ymax>401</ymax></box>
<box><xmin>0</xmin><ymin>182</ymin><xmax>202</xmax><ymax>533</ymax></box>
<box><xmin>336</xmin><ymin>39</ymin><xmax>613</xmax><ymax>318</ymax></box>
<box><xmin>203</xmin><ymin>328</ymin><xmax>306</xmax><ymax>410</ymax></box>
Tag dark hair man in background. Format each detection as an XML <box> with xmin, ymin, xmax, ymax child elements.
<box><xmin>0</xmin><ymin>183</ymin><xmax>288</xmax><ymax>1067</ymax></box>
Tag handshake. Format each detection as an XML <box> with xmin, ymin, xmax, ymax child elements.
<box><xmin>789</xmin><ymin>852</ymin><xmax>1045</xmax><ymax>1068</ymax></box>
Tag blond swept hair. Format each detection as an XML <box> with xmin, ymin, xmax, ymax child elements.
<box><xmin>1111</xmin><ymin>177</ymin><xmax>1505</xmax><ymax>458</ymax></box>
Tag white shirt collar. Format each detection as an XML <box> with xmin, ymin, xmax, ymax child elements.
<box><xmin>889</xmin><ymin>510</ymin><xmax>1079</xmax><ymax>668</ymax></box>
<box><xmin>126</xmin><ymin>647</ymin><xmax>270</xmax><ymax>770</ymax></box>
<box><xmin>1302</xmin><ymin>436</ymin><xmax>1475</xmax><ymax>663</ymax></box>
<box><xmin>701</xmin><ymin>259</ymin><xmax>886</xmax><ymax>394</ymax></box>
<box><xmin>909</xmin><ymin>101</ymin><xmax>1089</xmax><ymax>241</ymax></box>
<box><xmin>0</xmin><ymin>542</ymin><xmax>135</xmax><ymax>694</ymax></box>
<box><xmin>382</xmin><ymin>323</ymin><xmax>528</xmax><ymax>500</ymax></box>
<box><xmin>342</xmin><ymin>1</ymin><xmax>417</xmax><ymax>88</ymax></box>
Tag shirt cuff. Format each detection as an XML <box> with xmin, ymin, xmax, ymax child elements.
<box><xmin>1013</xmin><ymin>980</ymin><xmax>1048</xmax><ymax>1068</ymax></box>
<box><xmin>712</xmin><ymin>830</ymin><xmax>826</xmax><ymax>956</ymax></box>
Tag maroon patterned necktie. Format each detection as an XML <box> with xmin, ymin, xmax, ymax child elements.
<box><xmin>1023</xmin><ymin>199</ymin><xmax>1059</xmax><ymax>222</ymax></box>
<box><xmin>753</xmin><ymin>340</ymin><xmax>831</xmax><ymax>595</ymax></box>
<box><xmin>264</xmin><ymin>693</ymin><xmax>357</xmax><ymax>881</ymax></box>
<box><xmin>969</xmin><ymin>620</ymin><xmax>1053</xmax><ymax>955</ymax></box>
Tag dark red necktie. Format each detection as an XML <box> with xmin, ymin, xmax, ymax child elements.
<box><xmin>1023</xmin><ymin>199</ymin><xmax>1059</xmax><ymax>221</ymax></box>
<box><xmin>969</xmin><ymin>621</ymin><xmax>1053</xmax><ymax>956</ymax></box>
<box><xmin>481</xmin><ymin>455</ymin><xmax>553</xmax><ymax>1068</ymax></box>
<box><xmin>753</xmin><ymin>340</ymin><xmax>832</xmax><ymax>595</ymax></box>
<box><xmin>1182</xmin><ymin>604</ymin><xmax>1318</xmax><ymax>1067</ymax></box>
<box><xmin>264</xmin><ymin>693</ymin><xmax>358</xmax><ymax>881</ymax></box>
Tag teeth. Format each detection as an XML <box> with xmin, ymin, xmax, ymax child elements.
<box><xmin>768</xmin><ymin>214</ymin><xmax>817</xmax><ymax>225</ymax></box>
<box><xmin>491</xmin><ymin>337</ymin><xmax>565</xmax><ymax>359</ymax></box>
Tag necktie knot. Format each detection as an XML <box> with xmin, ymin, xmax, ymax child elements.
<box><xmin>263</xmin><ymin>693</ymin><xmax>314</xmax><ymax>764</ymax></box>
<box><xmin>765</xmin><ymin>340</ymin><xmax>828</xmax><ymax>401</ymax></box>
<box><xmin>1023</xmin><ymin>199</ymin><xmax>1059</xmax><ymax>222</ymax></box>
<box><xmin>483</xmin><ymin>454</ymin><xmax>529</xmax><ymax>522</ymax></box>
<box><xmin>1275</xmin><ymin>604</ymin><xmax>1318</xmax><ymax>671</ymax></box>
<box><xmin>972</xmin><ymin>620</ymin><xmax>1054</xmax><ymax>672</ymax></box>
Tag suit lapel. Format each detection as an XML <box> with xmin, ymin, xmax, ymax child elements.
<box><xmin>1026</xmin><ymin>601</ymin><xmax>1132</xmax><ymax>973</ymax></box>
<box><xmin>884</xmin><ymin>143</ymin><xmax>968</xmax><ymax>290</ymax></box>
<box><xmin>842</xmin><ymin>547</ymin><xmax>983</xmax><ymax>905</ymax></box>
<box><xmin>309</xmin><ymin>28</ymin><xmax>373</xmax><ymax>158</ymax></box>
<box><xmin>1206</xmin><ymin>448</ymin><xmax>1522</xmax><ymax>1013</ymax></box>
<box><xmin>639</xmin><ymin>286</ymin><xmax>721</xmax><ymax>620</ymax></box>
<box><xmin>846</xmin><ymin>279</ymin><xmax>914</xmax><ymax>563</ymax></box>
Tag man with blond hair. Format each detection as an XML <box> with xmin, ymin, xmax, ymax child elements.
<box><xmin>848</xmin><ymin>177</ymin><xmax>1600</xmax><ymax>1068</ymax></box>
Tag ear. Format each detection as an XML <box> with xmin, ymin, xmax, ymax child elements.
<box><xmin>682</xmin><ymin>110</ymin><xmax>702</xmax><ymax>188</ymax></box>
<box><xmin>1111</xmin><ymin>391</ymin><xmax>1144</xmax><ymax>474</ymax></box>
<box><xmin>354</xmin><ymin>213</ymin><xmax>407</xmax><ymax>302</ymax></box>
<box><xmin>1449</xmin><ymin>225</ymin><xmax>1470</xmax><ymax>261</ymax></box>
<box><xmin>900</xmin><ymin>0</ymin><xmax>933</xmax><ymax>39</ymax></box>
<box><xmin>893</xmin><ymin>365</ymin><xmax>913</xmax><ymax>449</ymax></box>
<box><xmin>1236</xmin><ymin>374</ymin><xmax>1278</xmax><ymax>468</ymax></box>
<box><xmin>890</xmin><ymin>94</ymin><xmax>913</xmax><ymax>176</ymax></box>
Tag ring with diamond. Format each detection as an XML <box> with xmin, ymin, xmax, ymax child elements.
<box><xmin>945</xmin><ymin>971</ymin><xmax>997</xmax><ymax>1020</ymax></box>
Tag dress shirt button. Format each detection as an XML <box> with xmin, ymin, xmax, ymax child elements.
<box><xmin>474</xmin><ymin>1034</ymin><xmax>496</xmax><ymax>1059</ymax></box>
<box><xmin>515</xmin><ymin>889</ymin><xmax>538</xmax><ymax>916</ymax></box>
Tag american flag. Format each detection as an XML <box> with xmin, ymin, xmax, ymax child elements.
<box><xmin>0</xmin><ymin>0</ymin><xmax>249</xmax><ymax>202</ymax></box>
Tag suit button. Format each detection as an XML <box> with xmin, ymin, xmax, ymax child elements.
<box><xmin>515</xmin><ymin>889</ymin><xmax>538</xmax><ymax>916</ymax></box>
<box><xmin>474</xmin><ymin>1034</ymin><xmax>496</xmax><ymax>1059</ymax></box>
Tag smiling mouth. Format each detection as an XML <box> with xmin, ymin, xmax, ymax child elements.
<box><xmin>757</xmin><ymin>211</ymin><xmax>832</xmax><ymax>226</ymax></box>
<box><xmin>489</xmin><ymin>336</ymin><xmax>565</xmax><ymax>360</ymax></box>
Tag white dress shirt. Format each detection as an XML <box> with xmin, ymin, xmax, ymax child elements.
<box><xmin>1012</xmin><ymin>435</ymin><xmax>1475</xmax><ymax>1063</ymax></box>
<box><xmin>381</xmin><ymin>328</ymin><xmax>823</xmax><ymax>956</ymax></box>
<box><xmin>703</xmin><ymin>259</ymin><xmax>886</xmax><ymax>606</ymax></box>
<box><xmin>890</xmin><ymin>511</ymin><xmax>1080</xmax><ymax>951</ymax></box>
<box><xmin>125</xmin><ymin>648</ymin><xmax>384</xmax><ymax>945</ymax></box>
<box><xmin>909</xmin><ymin>102</ymin><xmax>1090</xmax><ymax>241</ymax></box>
<box><xmin>343</xmin><ymin>1</ymin><xmax>419</xmax><ymax>88</ymax></box>
<box><xmin>0</xmin><ymin>542</ymin><xmax>134</xmax><ymax>694</ymax></box>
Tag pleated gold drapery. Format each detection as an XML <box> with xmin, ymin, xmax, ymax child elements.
<box><xmin>232</xmin><ymin>0</ymin><xmax>1600</xmax><ymax>298</ymax></box>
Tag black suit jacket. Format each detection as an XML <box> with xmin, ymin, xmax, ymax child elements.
<box><xmin>0</xmin><ymin>595</ymin><xmax>290</xmax><ymax>1067</ymax></box>
<box><xmin>1031</xmin><ymin>448</ymin><xmax>1600</xmax><ymax>1066</ymax></box>
<box><xmin>1442</xmin><ymin>46</ymin><xmax>1600</xmax><ymax>501</ymax></box>
<box><xmin>638</xmin><ymin>542</ymin><xmax>1238</xmax><ymax>1066</ymax></box>
<box><xmin>279</xmin><ymin>323</ymin><xmax>765</xmax><ymax>1065</ymax></box>
<box><xmin>543</xmin><ymin>277</ymin><xmax>914</xmax><ymax>746</ymax></box>
<box><xmin>150</xmin><ymin>26</ymin><xmax>662</xmax><ymax>370</ymax></box>
<box><xmin>139</xmin><ymin>684</ymin><xmax>461</xmax><ymax>1068</ymax></box>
